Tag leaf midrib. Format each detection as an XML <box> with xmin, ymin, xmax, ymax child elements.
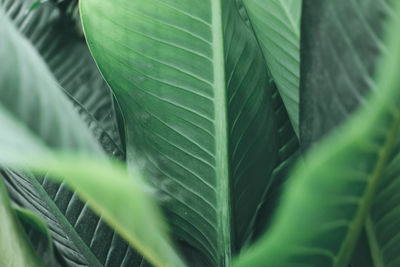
<box><xmin>27</xmin><ymin>175</ymin><xmax>104</xmax><ymax>267</ymax></box>
<box><xmin>278</xmin><ymin>0</ymin><xmax>300</xmax><ymax>38</ymax></box>
<box><xmin>212</xmin><ymin>0</ymin><xmax>232</xmax><ymax>266</ymax></box>
<box><xmin>366</xmin><ymin>216</ymin><xmax>385</xmax><ymax>267</ymax></box>
<box><xmin>334</xmin><ymin>109</ymin><xmax>400</xmax><ymax>267</ymax></box>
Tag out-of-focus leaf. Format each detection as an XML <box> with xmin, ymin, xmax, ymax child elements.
<box><xmin>0</xmin><ymin>175</ymin><xmax>44</xmax><ymax>267</ymax></box>
<box><xmin>234</xmin><ymin>1</ymin><xmax>400</xmax><ymax>266</ymax></box>
<box><xmin>300</xmin><ymin>0</ymin><xmax>393</xmax><ymax>149</ymax></box>
<box><xmin>300</xmin><ymin>1</ymin><xmax>400</xmax><ymax>266</ymax></box>
<box><xmin>0</xmin><ymin>112</ymin><xmax>185</xmax><ymax>267</ymax></box>
<box><xmin>1</xmin><ymin>0</ymin><xmax>122</xmax><ymax>152</ymax></box>
<box><xmin>350</xmin><ymin>230</ymin><xmax>374</xmax><ymax>267</ymax></box>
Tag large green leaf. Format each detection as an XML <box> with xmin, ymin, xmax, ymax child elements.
<box><xmin>300</xmin><ymin>0</ymin><xmax>392</xmax><ymax>149</ymax></box>
<box><xmin>80</xmin><ymin>0</ymin><xmax>279</xmax><ymax>265</ymax></box>
<box><xmin>242</xmin><ymin>0</ymin><xmax>302</xmax><ymax>135</ymax></box>
<box><xmin>0</xmin><ymin>175</ymin><xmax>44</xmax><ymax>267</ymax></box>
<box><xmin>0</xmin><ymin>9</ymin><xmax>184</xmax><ymax>267</ymax></box>
<box><xmin>234</xmin><ymin>1</ymin><xmax>400</xmax><ymax>266</ymax></box>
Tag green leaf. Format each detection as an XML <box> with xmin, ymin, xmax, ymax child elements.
<box><xmin>350</xmin><ymin>229</ymin><xmax>374</xmax><ymax>267</ymax></box>
<box><xmin>0</xmin><ymin>9</ymin><xmax>184</xmax><ymax>267</ymax></box>
<box><xmin>234</xmin><ymin>1</ymin><xmax>400</xmax><ymax>266</ymax></box>
<box><xmin>300</xmin><ymin>1</ymin><xmax>400</xmax><ymax>266</ymax></box>
<box><xmin>0</xmin><ymin>115</ymin><xmax>184</xmax><ymax>267</ymax></box>
<box><xmin>365</xmin><ymin>149</ymin><xmax>400</xmax><ymax>266</ymax></box>
<box><xmin>66</xmin><ymin>95</ymin><xmax>125</xmax><ymax>158</ymax></box>
<box><xmin>252</xmin><ymin>85</ymin><xmax>301</xmax><ymax>242</ymax></box>
<box><xmin>300</xmin><ymin>0</ymin><xmax>393</xmax><ymax>149</ymax></box>
<box><xmin>242</xmin><ymin>0</ymin><xmax>302</xmax><ymax>135</ymax></box>
<box><xmin>1</xmin><ymin>0</ymin><xmax>122</xmax><ymax>152</ymax></box>
<box><xmin>13</xmin><ymin>205</ymin><xmax>56</xmax><ymax>267</ymax></box>
<box><xmin>0</xmin><ymin>176</ymin><xmax>44</xmax><ymax>267</ymax></box>
<box><xmin>0</xmin><ymin>1</ymin><xmax>137</xmax><ymax>266</ymax></box>
<box><xmin>80</xmin><ymin>0</ymin><xmax>279</xmax><ymax>265</ymax></box>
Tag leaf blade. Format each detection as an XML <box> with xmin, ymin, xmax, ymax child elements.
<box><xmin>234</xmin><ymin>1</ymin><xmax>400</xmax><ymax>266</ymax></box>
<box><xmin>0</xmin><ymin>175</ymin><xmax>44</xmax><ymax>267</ymax></box>
<box><xmin>80</xmin><ymin>0</ymin><xmax>279</xmax><ymax>265</ymax></box>
<box><xmin>0</xmin><ymin>9</ymin><xmax>184</xmax><ymax>267</ymax></box>
<box><xmin>242</xmin><ymin>0</ymin><xmax>301</xmax><ymax>135</ymax></box>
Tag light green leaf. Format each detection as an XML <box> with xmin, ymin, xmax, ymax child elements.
<box><xmin>242</xmin><ymin>0</ymin><xmax>301</xmax><ymax>135</ymax></box>
<box><xmin>0</xmin><ymin>9</ymin><xmax>184</xmax><ymax>267</ymax></box>
<box><xmin>0</xmin><ymin>175</ymin><xmax>44</xmax><ymax>267</ymax></box>
<box><xmin>234</xmin><ymin>1</ymin><xmax>400</xmax><ymax>266</ymax></box>
<box><xmin>80</xmin><ymin>0</ymin><xmax>280</xmax><ymax>265</ymax></box>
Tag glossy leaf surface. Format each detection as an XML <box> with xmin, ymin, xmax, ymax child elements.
<box><xmin>80</xmin><ymin>0</ymin><xmax>279</xmax><ymax>265</ymax></box>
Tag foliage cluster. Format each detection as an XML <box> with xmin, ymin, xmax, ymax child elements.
<box><xmin>1</xmin><ymin>0</ymin><xmax>400</xmax><ymax>267</ymax></box>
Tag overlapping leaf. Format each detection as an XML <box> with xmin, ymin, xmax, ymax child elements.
<box><xmin>252</xmin><ymin>85</ymin><xmax>300</xmax><ymax>241</ymax></box>
<box><xmin>1</xmin><ymin>0</ymin><xmax>126</xmax><ymax>265</ymax></box>
<box><xmin>0</xmin><ymin>10</ymin><xmax>184</xmax><ymax>267</ymax></box>
<box><xmin>0</xmin><ymin>175</ymin><xmax>43</xmax><ymax>267</ymax></box>
<box><xmin>299</xmin><ymin>1</ymin><xmax>400</xmax><ymax>266</ymax></box>
<box><xmin>242</xmin><ymin>0</ymin><xmax>302</xmax><ymax>135</ymax></box>
<box><xmin>1</xmin><ymin>0</ymin><xmax>122</xmax><ymax>151</ymax></box>
<box><xmin>235</xmin><ymin>1</ymin><xmax>400</xmax><ymax>266</ymax></box>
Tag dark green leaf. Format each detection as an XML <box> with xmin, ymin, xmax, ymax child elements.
<box><xmin>252</xmin><ymin>86</ymin><xmax>301</xmax><ymax>242</ymax></box>
<box><xmin>300</xmin><ymin>0</ymin><xmax>392</xmax><ymax>149</ymax></box>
